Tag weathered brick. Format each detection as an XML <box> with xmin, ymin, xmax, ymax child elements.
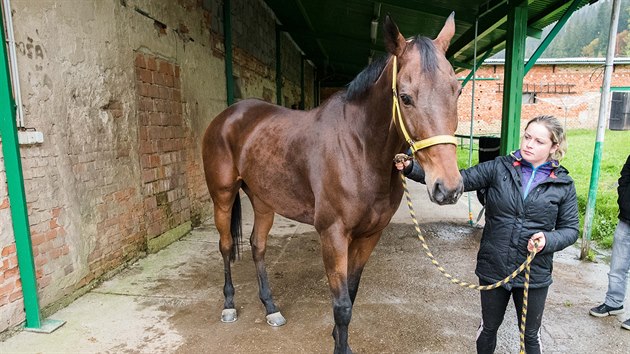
<box><xmin>158</xmin><ymin>61</ymin><xmax>174</xmax><ymax>76</ymax></box>
<box><xmin>1</xmin><ymin>244</ymin><xmax>16</xmax><ymax>257</ymax></box>
<box><xmin>136</xmin><ymin>68</ymin><xmax>153</xmax><ymax>84</ymax></box>
<box><xmin>146</xmin><ymin>57</ymin><xmax>157</xmax><ymax>71</ymax></box>
<box><xmin>135</xmin><ymin>53</ymin><xmax>146</xmax><ymax>69</ymax></box>
<box><xmin>8</xmin><ymin>289</ymin><xmax>22</xmax><ymax>303</ymax></box>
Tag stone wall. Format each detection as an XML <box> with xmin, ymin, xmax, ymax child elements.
<box><xmin>0</xmin><ymin>0</ymin><xmax>314</xmax><ymax>333</ymax></box>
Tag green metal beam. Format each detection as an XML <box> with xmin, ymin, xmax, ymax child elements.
<box><xmin>452</xmin><ymin>60</ymin><xmax>473</xmax><ymax>70</ymax></box>
<box><xmin>500</xmin><ymin>1</ymin><xmax>528</xmax><ymax>155</ymax></box>
<box><xmin>0</xmin><ymin>10</ymin><xmax>41</xmax><ymax>330</ymax></box>
<box><xmin>447</xmin><ymin>2</ymin><xmax>508</xmax><ymax>59</ymax></box>
<box><xmin>0</xmin><ymin>12</ymin><xmax>63</xmax><ymax>334</ymax></box>
<box><xmin>527</xmin><ymin>26</ymin><xmax>543</xmax><ymax>39</ymax></box>
<box><xmin>278</xmin><ymin>26</ymin><xmax>385</xmax><ymax>52</ymax></box>
<box><xmin>461</xmin><ymin>50</ymin><xmax>494</xmax><ymax>88</ymax></box>
<box><xmin>0</xmin><ymin>7</ymin><xmax>64</xmax><ymax>334</ymax></box>
<box><xmin>300</xmin><ymin>56</ymin><xmax>305</xmax><ymax>109</ymax></box>
<box><xmin>276</xmin><ymin>25</ymin><xmax>282</xmax><ymax>105</ymax></box>
<box><xmin>524</xmin><ymin>0</ymin><xmax>583</xmax><ymax>75</ymax></box>
<box><xmin>581</xmin><ymin>0</ymin><xmax>622</xmax><ymax>260</ymax></box>
<box><xmin>368</xmin><ymin>0</ymin><xmax>477</xmax><ymax>24</ymax></box>
<box><xmin>223</xmin><ymin>0</ymin><xmax>234</xmax><ymax>106</ymax></box>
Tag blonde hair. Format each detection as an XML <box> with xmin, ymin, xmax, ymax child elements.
<box><xmin>524</xmin><ymin>115</ymin><xmax>567</xmax><ymax>161</ymax></box>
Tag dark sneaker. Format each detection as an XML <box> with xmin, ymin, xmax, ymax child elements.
<box><xmin>622</xmin><ymin>319</ymin><xmax>630</xmax><ymax>330</ymax></box>
<box><xmin>590</xmin><ymin>303</ymin><xmax>624</xmax><ymax>317</ymax></box>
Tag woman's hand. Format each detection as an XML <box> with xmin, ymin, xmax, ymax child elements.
<box><xmin>393</xmin><ymin>154</ymin><xmax>412</xmax><ymax>171</ymax></box>
<box><xmin>528</xmin><ymin>232</ymin><xmax>546</xmax><ymax>253</ymax></box>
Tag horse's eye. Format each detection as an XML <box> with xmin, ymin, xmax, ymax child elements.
<box><xmin>400</xmin><ymin>94</ymin><xmax>413</xmax><ymax>106</ymax></box>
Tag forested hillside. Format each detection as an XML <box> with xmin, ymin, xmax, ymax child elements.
<box><xmin>495</xmin><ymin>0</ymin><xmax>630</xmax><ymax>58</ymax></box>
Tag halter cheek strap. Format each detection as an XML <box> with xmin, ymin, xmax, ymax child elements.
<box><xmin>391</xmin><ymin>56</ymin><xmax>458</xmax><ymax>153</ymax></box>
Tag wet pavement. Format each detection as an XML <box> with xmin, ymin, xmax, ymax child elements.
<box><xmin>2</xmin><ymin>181</ymin><xmax>630</xmax><ymax>353</ymax></box>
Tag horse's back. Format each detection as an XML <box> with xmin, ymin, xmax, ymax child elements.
<box><xmin>203</xmin><ymin>99</ymin><xmax>300</xmax><ymax>162</ymax></box>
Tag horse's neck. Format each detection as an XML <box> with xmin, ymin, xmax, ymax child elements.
<box><xmin>361</xmin><ymin>62</ymin><xmax>406</xmax><ymax>162</ymax></box>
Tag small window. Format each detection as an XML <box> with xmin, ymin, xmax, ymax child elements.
<box><xmin>522</xmin><ymin>93</ymin><xmax>536</xmax><ymax>104</ymax></box>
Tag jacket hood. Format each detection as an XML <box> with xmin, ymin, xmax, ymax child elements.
<box><xmin>509</xmin><ymin>150</ymin><xmax>571</xmax><ymax>180</ymax></box>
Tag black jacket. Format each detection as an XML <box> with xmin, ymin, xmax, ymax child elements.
<box><xmin>405</xmin><ymin>154</ymin><xmax>579</xmax><ymax>289</ymax></box>
<box><xmin>619</xmin><ymin>155</ymin><xmax>630</xmax><ymax>223</ymax></box>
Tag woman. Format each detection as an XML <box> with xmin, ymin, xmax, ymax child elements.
<box><xmin>396</xmin><ymin>115</ymin><xmax>579</xmax><ymax>353</ymax></box>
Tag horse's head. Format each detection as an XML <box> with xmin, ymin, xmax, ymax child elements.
<box><xmin>384</xmin><ymin>14</ymin><xmax>463</xmax><ymax>205</ymax></box>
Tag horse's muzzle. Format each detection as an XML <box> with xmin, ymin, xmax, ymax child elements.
<box><xmin>430</xmin><ymin>179</ymin><xmax>464</xmax><ymax>205</ymax></box>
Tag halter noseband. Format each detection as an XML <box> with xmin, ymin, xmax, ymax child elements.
<box><xmin>391</xmin><ymin>56</ymin><xmax>457</xmax><ymax>153</ymax></box>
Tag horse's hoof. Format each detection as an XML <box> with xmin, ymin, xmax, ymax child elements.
<box><xmin>221</xmin><ymin>308</ymin><xmax>237</xmax><ymax>323</ymax></box>
<box><xmin>266</xmin><ymin>312</ymin><xmax>286</xmax><ymax>327</ymax></box>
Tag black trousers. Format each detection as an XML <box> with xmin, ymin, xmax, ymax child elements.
<box><xmin>476</xmin><ymin>282</ymin><xmax>549</xmax><ymax>354</ymax></box>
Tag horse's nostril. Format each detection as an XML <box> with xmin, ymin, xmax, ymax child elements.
<box><xmin>432</xmin><ymin>180</ymin><xmax>462</xmax><ymax>205</ymax></box>
<box><xmin>432</xmin><ymin>181</ymin><xmax>446</xmax><ymax>204</ymax></box>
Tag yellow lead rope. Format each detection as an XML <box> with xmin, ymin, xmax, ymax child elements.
<box><xmin>400</xmin><ymin>174</ymin><xmax>538</xmax><ymax>354</ymax></box>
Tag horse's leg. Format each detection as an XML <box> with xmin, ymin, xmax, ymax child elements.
<box><xmin>327</xmin><ymin>232</ymin><xmax>383</xmax><ymax>353</ymax></box>
<box><xmin>247</xmin><ymin>193</ymin><xmax>286</xmax><ymax>326</ymax></box>
<box><xmin>320</xmin><ymin>227</ymin><xmax>353</xmax><ymax>354</ymax></box>
<box><xmin>211</xmin><ymin>184</ymin><xmax>241</xmax><ymax>323</ymax></box>
<box><xmin>347</xmin><ymin>232</ymin><xmax>383</xmax><ymax>304</ymax></box>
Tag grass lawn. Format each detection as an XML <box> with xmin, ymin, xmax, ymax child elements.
<box><xmin>456</xmin><ymin>129</ymin><xmax>628</xmax><ymax>248</ymax></box>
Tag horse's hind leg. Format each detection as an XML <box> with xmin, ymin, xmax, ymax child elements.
<box><xmin>246</xmin><ymin>192</ymin><xmax>286</xmax><ymax>326</ymax></box>
<box><xmin>211</xmin><ymin>184</ymin><xmax>242</xmax><ymax>323</ymax></box>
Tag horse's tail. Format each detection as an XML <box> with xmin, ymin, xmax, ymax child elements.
<box><xmin>229</xmin><ymin>192</ymin><xmax>243</xmax><ymax>262</ymax></box>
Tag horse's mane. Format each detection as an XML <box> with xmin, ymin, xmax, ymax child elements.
<box><xmin>345</xmin><ymin>36</ymin><xmax>439</xmax><ymax>102</ymax></box>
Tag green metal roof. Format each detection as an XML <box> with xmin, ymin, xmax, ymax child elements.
<box><xmin>263</xmin><ymin>0</ymin><xmax>599</xmax><ymax>86</ymax></box>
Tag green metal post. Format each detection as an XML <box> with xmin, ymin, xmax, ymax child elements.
<box><xmin>461</xmin><ymin>50</ymin><xmax>492</xmax><ymax>88</ymax></box>
<box><xmin>0</xmin><ymin>9</ymin><xmax>64</xmax><ymax>334</ymax></box>
<box><xmin>0</xmin><ymin>11</ymin><xmax>41</xmax><ymax>330</ymax></box>
<box><xmin>500</xmin><ymin>1</ymin><xmax>528</xmax><ymax>155</ymax></box>
<box><xmin>223</xmin><ymin>0</ymin><xmax>234</xmax><ymax>106</ymax></box>
<box><xmin>581</xmin><ymin>0</ymin><xmax>622</xmax><ymax>260</ymax></box>
<box><xmin>314</xmin><ymin>70</ymin><xmax>319</xmax><ymax>107</ymax></box>
<box><xmin>524</xmin><ymin>0</ymin><xmax>582</xmax><ymax>75</ymax></box>
<box><xmin>300</xmin><ymin>56</ymin><xmax>305</xmax><ymax>109</ymax></box>
<box><xmin>276</xmin><ymin>25</ymin><xmax>282</xmax><ymax>105</ymax></box>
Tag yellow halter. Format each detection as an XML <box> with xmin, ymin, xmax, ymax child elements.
<box><xmin>391</xmin><ymin>56</ymin><xmax>458</xmax><ymax>153</ymax></box>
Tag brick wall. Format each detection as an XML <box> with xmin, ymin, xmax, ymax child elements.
<box><xmin>457</xmin><ymin>63</ymin><xmax>630</xmax><ymax>135</ymax></box>
<box><xmin>0</xmin><ymin>152</ymin><xmax>22</xmax><ymax>326</ymax></box>
<box><xmin>0</xmin><ymin>0</ymin><xmax>316</xmax><ymax>335</ymax></box>
<box><xmin>135</xmin><ymin>53</ymin><xmax>191</xmax><ymax>239</ymax></box>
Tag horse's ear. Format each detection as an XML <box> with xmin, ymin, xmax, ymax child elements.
<box><xmin>383</xmin><ymin>15</ymin><xmax>406</xmax><ymax>57</ymax></box>
<box><xmin>434</xmin><ymin>12</ymin><xmax>456</xmax><ymax>54</ymax></box>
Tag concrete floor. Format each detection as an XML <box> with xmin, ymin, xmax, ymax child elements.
<box><xmin>2</xmin><ymin>181</ymin><xmax>630</xmax><ymax>353</ymax></box>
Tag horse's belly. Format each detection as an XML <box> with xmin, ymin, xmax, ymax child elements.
<box><xmin>240</xmin><ymin>163</ymin><xmax>315</xmax><ymax>225</ymax></box>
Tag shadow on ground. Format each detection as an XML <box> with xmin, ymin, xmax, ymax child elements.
<box><xmin>2</xmin><ymin>186</ymin><xmax>629</xmax><ymax>353</ymax></box>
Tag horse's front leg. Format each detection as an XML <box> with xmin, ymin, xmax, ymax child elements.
<box><xmin>321</xmin><ymin>228</ymin><xmax>353</xmax><ymax>354</ymax></box>
<box><xmin>327</xmin><ymin>232</ymin><xmax>384</xmax><ymax>353</ymax></box>
<box><xmin>249</xmin><ymin>195</ymin><xmax>286</xmax><ymax>326</ymax></box>
<box><xmin>347</xmin><ymin>232</ymin><xmax>383</xmax><ymax>304</ymax></box>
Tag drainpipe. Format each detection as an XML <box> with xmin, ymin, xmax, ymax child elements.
<box><xmin>0</xmin><ymin>4</ymin><xmax>64</xmax><ymax>333</ymax></box>
<box><xmin>2</xmin><ymin>0</ymin><xmax>23</xmax><ymax>127</ymax></box>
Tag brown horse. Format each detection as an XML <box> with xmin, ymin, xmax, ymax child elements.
<box><xmin>202</xmin><ymin>14</ymin><xmax>463</xmax><ymax>354</ymax></box>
